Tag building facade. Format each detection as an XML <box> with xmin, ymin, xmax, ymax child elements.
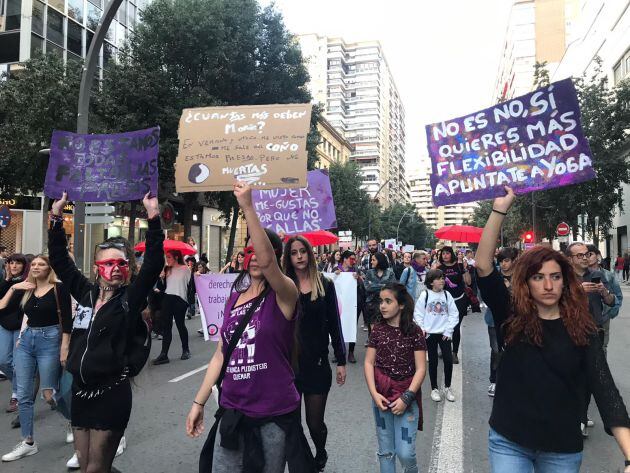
<box><xmin>298</xmin><ymin>34</ymin><xmax>409</xmax><ymax>207</ymax></box>
<box><xmin>315</xmin><ymin>115</ymin><xmax>353</xmax><ymax>169</ymax></box>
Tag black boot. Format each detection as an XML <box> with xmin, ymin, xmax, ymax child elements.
<box><xmin>151</xmin><ymin>353</ymin><xmax>170</xmax><ymax>365</ymax></box>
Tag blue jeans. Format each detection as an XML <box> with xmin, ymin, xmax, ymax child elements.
<box><xmin>489</xmin><ymin>428</ymin><xmax>582</xmax><ymax>473</ymax></box>
<box><xmin>0</xmin><ymin>325</ymin><xmax>19</xmax><ymax>396</ymax></box>
<box><xmin>15</xmin><ymin>325</ymin><xmax>61</xmax><ymax>440</ymax></box>
<box><xmin>372</xmin><ymin>401</ymin><xmax>419</xmax><ymax>473</ymax></box>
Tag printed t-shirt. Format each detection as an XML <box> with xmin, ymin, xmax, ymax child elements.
<box><xmin>438</xmin><ymin>263</ymin><xmax>466</xmax><ymax>299</ymax></box>
<box><xmin>220</xmin><ymin>289</ymin><xmax>299</xmax><ymax>418</ymax></box>
<box><xmin>367</xmin><ymin>322</ymin><xmax>426</xmax><ymax>380</ymax></box>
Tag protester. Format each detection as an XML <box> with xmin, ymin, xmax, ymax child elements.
<box><xmin>624</xmin><ymin>253</ymin><xmax>630</xmax><ymax>283</ymax></box>
<box><xmin>0</xmin><ymin>246</ymin><xmax>8</xmax><ymax>280</ymax></box>
<box><xmin>220</xmin><ymin>251</ymin><xmax>244</xmax><ymax>274</ymax></box>
<box><xmin>476</xmin><ymin>186</ymin><xmax>630</xmax><ymax>473</ymax></box>
<box><xmin>283</xmin><ymin>235</ymin><xmax>347</xmax><ymax>471</ymax></box>
<box><xmin>388</xmin><ymin>250</ymin><xmax>405</xmax><ymax>280</ymax></box>
<box><xmin>187</xmin><ymin>181</ymin><xmax>315</xmax><ymax>472</ymax></box>
<box><xmin>336</xmin><ymin>250</ymin><xmax>364</xmax><ymax>364</ymax></box>
<box><xmin>0</xmin><ymin>253</ymin><xmax>28</xmax><ymax>414</ymax></box>
<box><xmin>484</xmin><ymin>247</ymin><xmax>518</xmax><ymax>397</ymax></box>
<box><xmin>435</xmin><ymin>246</ymin><xmax>470</xmax><ymax>364</ymax></box>
<box><xmin>414</xmin><ymin>269</ymin><xmax>459</xmax><ymax>403</ymax></box>
<box><xmin>364</xmin><ymin>282</ymin><xmax>426</xmax><ymax>473</ymax></box>
<box><xmin>324</xmin><ymin>250</ymin><xmax>341</xmax><ymax>274</ymax></box>
<box><xmin>196</xmin><ymin>262</ymin><xmax>209</xmax><ymax>275</ymax></box>
<box><xmin>152</xmin><ymin>250</ymin><xmax>192</xmax><ymax>365</ymax></box>
<box><xmin>364</xmin><ymin>253</ymin><xmax>396</xmax><ymax>338</ymax></box>
<box><xmin>615</xmin><ymin>253</ymin><xmax>625</xmax><ymax>281</ymax></box>
<box><xmin>187</xmin><ymin>236</ymin><xmax>199</xmax><ymax>260</ymax></box>
<box><xmin>361</xmin><ymin>239</ymin><xmax>379</xmax><ymax>271</ymax></box>
<box><xmin>0</xmin><ymin>255</ymin><xmax>72</xmax><ymax>462</ymax></box>
<box><xmin>586</xmin><ymin>244</ymin><xmax>623</xmax><ymax>356</ymax></box>
<box><xmin>185</xmin><ymin>256</ymin><xmax>198</xmax><ymax>319</ymax></box>
<box><xmin>42</xmin><ymin>192</ymin><xmax>162</xmax><ymax>472</ymax></box>
<box><xmin>400</xmin><ymin>251</ymin><xmax>427</xmax><ymax>301</ymax></box>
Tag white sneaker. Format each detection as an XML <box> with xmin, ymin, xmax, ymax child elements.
<box><xmin>586</xmin><ymin>418</ymin><xmax>594</xmax><ymax>428</ymax></box>
<box><xmin>488</xmin><ymin>383</ymin><xmax>496</xmax><ymax>397</ymax></box>
<box><xmin>66</xmin><ymin>452</ymin><xmax>79</xmax><ymax>469</ymax></box>
<box><xmin>430</xmin><ymin>389</ymin><xmax>442</xmax><ymax>402</ymax></box>
<box><xmin>66</xmin><ymin>423</ymin><xmax>74</xmax><ymax>444</ymax></box>
<box><xmin>115</xmin><ymin>436</ymin><xmax>126</xmax><ymax>458</ymax></box>
<box><xmin>445</xmin><ymin>387</ymin><xmax>456</xmax><ymax>402</ymax></box>
<box><xmin>2</xmin><ymin>440</ymin><xmax>38</xmax><ymax>462</ymax></box>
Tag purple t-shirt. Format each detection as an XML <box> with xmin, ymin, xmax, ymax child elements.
<box><xmin>220</xmin><ymin>289</ymin><xmax>300</xmax><ymax>418</ymax></box>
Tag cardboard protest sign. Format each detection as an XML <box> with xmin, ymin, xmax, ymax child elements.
<box><xmin>44</xmin><ymin>127</ymin><xmax>159</xmax><ymax>202</ymax></box>
<box><xmin>252</xmin><ymin>169</ymin><xmax>337</xmax><ymax>234</ymax></box>
<box><xmin>323</xmin><ymin>272</ymin><xmax>357</xmax><ymax>343</ymax></box>
<box><xmin>176</xmin><ymin>104</ymin><xmax>312</xmax><ymax>192</ymax></box>
<box><xmin>195</xmin><ymin>273</ymin><xmax>237</xmax><ymax>341</ymax></box>
<box><xmin>426</xmin><ymin>79</ymin><xmax>596</xmax><ymax>206</ymax></box>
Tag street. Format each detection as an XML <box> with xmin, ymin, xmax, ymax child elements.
<box><xmin>1</xmin><ymin>285</ymin><xmax>629</xmax><ymax>473</ymax></box>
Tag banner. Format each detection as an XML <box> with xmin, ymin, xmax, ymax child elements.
<box><xmin>195</xmin><ymin>273</ymin><xmax>237</xmax><ymax>341</ymax></box>
<box><xmin>426</xmin><ymin>78</ymin><xmax>596</xmax><ymax>206</ymax></box>
<box><xmin>323</xmin><ymin>272</ymin><xmax>357</xmax><ymax>343</ymax></box>
<box><xmin>176</xmin><ymin>104</ymin><xmax>312</xmax><ymax>192</ymax></box>
<box><xmin>44</xmin><ymin>127</ymin><xmax>160</xmax><ymax>202</ymax></box>
<box><xmin>252</xmin><ymin>169</ymin><xmax>337</xmax><ymax>234</ymax></box>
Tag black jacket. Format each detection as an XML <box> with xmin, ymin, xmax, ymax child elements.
<box><xmin>48</xmin><ymin>216</ymin><xmax>164</xmax><ymax>386</ymax></box>
<box><xmin>0</xmin><ymin>279</ymin><xmax>24</xmax><ymax>331</ymax></box>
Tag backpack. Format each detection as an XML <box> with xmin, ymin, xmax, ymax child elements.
<box><xmin>421</xmin><ymin>290</ymin><xmax>451</xmax><ymax>309</ymax></box>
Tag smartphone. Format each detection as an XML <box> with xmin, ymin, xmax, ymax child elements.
<box><xmin>591</xmin><ymin>276</ymin><xmax>601</xmax><ymax>284</ymax></box>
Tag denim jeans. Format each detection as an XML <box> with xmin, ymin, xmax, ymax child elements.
<box><xmin>0</xmin><ymin>325</ymin><xmax>19</xmax><ymax>396</ymax></box>
<box><xmin>489</xmin><ymin>428</ymin><xmax>582</xmax><ymax>473</ymax></box>
<box><xmin>372</xmin><ymin>401</ymin><xmax>419</xmax><ymax>473</ymax></box>
<box><xmin>15</xmin><ymin>325</ymin><xmax>61</xmax><ymax>440</ymax></box>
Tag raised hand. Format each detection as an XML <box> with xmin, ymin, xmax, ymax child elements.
<box><xmin>51</xmin><ymin>192</ymin><xmax>68</xmax><ymax>216</ymax></box>
<box><xmin>142</xmin><ymin>192</ymin><xmax>160</xmax><ymax>219</ymax></box>
<box><xmin>233</xmin><ymin>181</ymin><xmax>253</xmax><ymax>210</ymax></box>
<box><xmin>492</xmin><ymin>186</ymin><xmax>516</xmax><ymax>214</ymax></box>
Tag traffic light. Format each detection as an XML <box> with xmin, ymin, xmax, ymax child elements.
<box><xmin>523</xmin><ymin>231</ymin><xmax>534</xmax><ymax>243</ymax></box>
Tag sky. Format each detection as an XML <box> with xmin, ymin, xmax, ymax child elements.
<box><xmin>260</xmin><ymin>0</ymin><xmax>513</xmax><ymax>174</ymax></box>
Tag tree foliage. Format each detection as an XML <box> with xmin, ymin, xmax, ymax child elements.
<box><xmin>328</xmin><ymin>160</ymin><xmax>372</xmax><ymax>237</ymax></box>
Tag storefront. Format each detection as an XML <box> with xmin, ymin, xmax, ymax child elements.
<box><xmin>0</xmin><ymin>196</ymin><xmax>46</xmax><ymax>255</ymax></box>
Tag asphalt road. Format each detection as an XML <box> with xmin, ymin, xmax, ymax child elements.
<box><xmin>1</xmin><ymin>285</ymin><xmax>629</xmax><ymax>472</ymax></box>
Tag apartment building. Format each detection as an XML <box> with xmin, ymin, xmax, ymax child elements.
<box><xmin>298</xmin><ymin>33</ymin><xmax>408</xmax><ymax>207</ymax></box>
<box><xmin>315</xmin><ymin>115</ymin><xmax>353</xmax><ymax>169</ymax></box>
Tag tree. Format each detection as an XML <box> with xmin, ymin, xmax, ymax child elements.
<box><xmin>328</xmin><ymin>160</ymin><xmax>372</xmax><ymax>238</ymax></box>
<box><xmin>373</xmin><ymin>202</ymin><xmax>435</xmax><ymax>249</ymax></box>
<box><xmin>0</xmin><ymin>55</ymin><xmax>82</xmax><ymax>194</ymax></box>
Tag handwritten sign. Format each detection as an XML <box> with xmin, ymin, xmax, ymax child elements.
<box><xmin>195</xmin><ymin>273</ymin><xmax>238</xmax><ymax>341</ymax></box>
<box><xmin>44</xmin><ymin>127</ymin><xmax>160</xmax><ymax>202</ymax></box>
<box><xmin>252</xmin><ymin>169</ymin><xmax>337</xmax><ymax>234</ymax></box>
<box><xmin>426</xmin><ymin>78</ymin><xmax>596</xmax><ymax>206</ymax></box>
<box><xmin>175</xmin><ymin>104</ymin><xmax>312</xmax><ymax>192</ymax></box>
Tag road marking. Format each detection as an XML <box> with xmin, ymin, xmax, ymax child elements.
<box><xmin>428</xmin><ymin>352</ymin><xmax>464</xmax><ymax>473</ymax></box>
<box><xmin>168</xmin><ymin>364</ymin><xmax>208</xmax><ymax>383</ymax></box>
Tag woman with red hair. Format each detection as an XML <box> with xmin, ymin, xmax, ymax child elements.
<box><xmin>476</xmin><ymin>187</ymin><xmax>630</xmax><ymax>473</ymax></box>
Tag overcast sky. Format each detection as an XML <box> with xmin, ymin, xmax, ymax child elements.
<box><xmin>261</xmin><ymin>0</ymin><xmax>513</xmax><ymax>174</ymax></box>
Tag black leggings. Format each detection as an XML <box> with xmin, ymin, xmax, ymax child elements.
<box><xmin>302</xmin><ymin>393</ymin><xmax>328</xmax><ymax>456</ymax></box>
<box><xmin>426</xmin><ymin>334</ymin><xmax>453</xmax><ymax>390</ymax></box>
<box><xmin>451</xmin><ymin>296</ymin><xmax>468</xmax><ymax>355</ymax></box>
<box><xmin>624</xmin><ymin>268</ymin><xmax>629</xmax><ymax>281</ymax></box>
<box><xmin>160</xmin><ymin>294</ymin><xmax>189</xmax><ymax>355</ymax></box>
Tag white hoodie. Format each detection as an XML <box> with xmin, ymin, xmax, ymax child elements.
<box><xmin>413</xmin><ymin>289</ymin><xmax>459</xmax><ymax>338</ymax></box>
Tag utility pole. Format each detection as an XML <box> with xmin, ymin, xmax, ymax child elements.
<box><xmin>74</xmin><ymin>0</ymin><xmax>123</xmax><ymax>272</ymax></box>
<box><xmin>368</xmin><ymin>179</ymin><xmax>390</xmax><ymax>240</ymax></box>
<box><xmin>531</xmin><ymin>192</ymin><xmax>536</xmax><ymax>244</ymax></box>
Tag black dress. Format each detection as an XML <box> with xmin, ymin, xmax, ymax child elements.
<box><xmin>295</xmin><ymin>276</ymin><xmax>347</xmax><ymax>395</ymax></box>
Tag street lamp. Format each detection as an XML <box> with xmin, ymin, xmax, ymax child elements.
<box><xmin>367</xmin><ymin>179</ymin><xmax>391</xmax><ymax>240</ymax></box>
<box><xmin>396</xmin><ymin>209</ymin><xmax>415</xmax><ymax>242</ymax></box>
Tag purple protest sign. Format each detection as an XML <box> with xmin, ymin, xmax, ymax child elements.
<box><xmin>252</xmin><ymin>169</ymin><xmax>337</xmax><ymax>234</ymax></box>
<box><xmin>426</xmin><ymin>79</ymin><xmax>596</xmax><ymax>206</ymax></box>
<box><xmin>44</xmin><ymin>127</ymin><xmax>160</xmax><ymax>202</ymax></box>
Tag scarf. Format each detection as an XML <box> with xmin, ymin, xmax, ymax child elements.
<box><xmin>411</xmin><ymin>260</ymin><xmax>426</xmax><ymax>280</ymax></box>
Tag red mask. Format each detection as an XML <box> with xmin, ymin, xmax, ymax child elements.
<box><xmin>95</xmin><ymin>258</ymin><xmax>129</xmax><ymax>282</ymax></box>
<box><xmin>243</xmin><ymin>246</ymin><xmax>255</xmax><ymax>270</ymax></box>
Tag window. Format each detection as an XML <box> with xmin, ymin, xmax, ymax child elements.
<box><xmin>47</xmin><ymin>8</ymin><xmax>64</xmax><ymax>46</ymax></box>
<box><xmin>105</xmin><ymin>20</ymin><xmax>115</xmax><ymax>43</ymax></box>
<box><xmin>116</xmin><ymin>0</ymin><xmax>127</xmax><ymax>25</ymax></box>
<box><xmin>32</xmin><ymin>0</ymin><xmax>45</xmax><ymax>36</ymax></box>
<box><xmin>87</xmin><ymin>0</ymin><xmax>101</xmax><ymax>7</ymax></box>
<box><xmin>46</xmin><ymin>40</ymin><xmax>64</xmax><ymax>57</ymax></box>
<box><xmin>67</xmin><ymin>20</ymin><xmax>82</xmax><ymax>55</ymax></box>
<box><xmin>116</xmin><ymin>22</ymin><xmax>125</xmax><ymax>48</ymax></box>
<box><xmin>86</xmin><ymin>29</ymin><xmax>93</xmax><ymax>52</ymax></box>
<box><xmin>103</xmin><ymin>41</ymin><xmax>116</xmax><ymax>68</ymax></box>
<box><xmin>31</xmin><ymin>34</ymin><xmax>44</xmax><ymax>55</ymax></box>
<box><xmin>68</xmin><ymin>0</ymin><xmax>83</xmax><ymax>23</ymax></box>
<box><xmin>128</xmin><ymin>2</ymin><xmax>136</xmax><ymax>26</ymax></box>
<box><xmin>4</xmin><ymin>0</ymin><xmax>22</xmax><ymax>31</ymax></box>
<box><xmin>86</xmin><ymin>2</ymin><xmax>101</xmax><ymax>30</ymax></box>
<box><xmin>613</xmin><ymin>48</ymin><xmax>630</xmax><ymax>85</ymax></box>
<box><xmin>0</xmin><ymin>32</ymin><xmax>20</xmax><ymax>63</ymax></box>
<box><xmin>48</xmin><ymin>0</ymin><xmax>65</xmax><ymax>13</ymax></box>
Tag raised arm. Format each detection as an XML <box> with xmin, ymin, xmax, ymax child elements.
<box><xmin>476</xmin><ymin>187</ymin><xmax>516</xmax><ymax>277</ymax></box>
<box><xmin>48</xmin><ymin>192</ymin><xmax>92</xmax><ymax>301</ymax></box>
<box><xmin>234</xmin><ymin>182</ymin><xmax>298</xmax><ymax>320</ymax></box>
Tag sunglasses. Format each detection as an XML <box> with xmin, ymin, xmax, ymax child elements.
<box><xmin>98</xmin><ymin>242</ymin><xmax>126</xmax><ymax>250</ymax></box>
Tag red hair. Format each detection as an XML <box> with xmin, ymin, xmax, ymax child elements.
<box><xmin>504</xmin><ymin>246</ymin><xmax>595</xmax><ymax>347</ymax></box>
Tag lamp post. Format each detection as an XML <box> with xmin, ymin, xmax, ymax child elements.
<box><xmin>367</xmin><ymin>179</ymin><xmax>390</xmax><ymax>240</ymax></box>
<box><xmin>396</xmin><ymin>209</ymin><xmax>415</xmax><ymax>242</ymax></box>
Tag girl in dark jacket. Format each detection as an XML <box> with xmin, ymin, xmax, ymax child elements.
<box><xmin>48</xmin><ymin>192</ymin><xmax>163</xmax><ymax>473</ymax></box>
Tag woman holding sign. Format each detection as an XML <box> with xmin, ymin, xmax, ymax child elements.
<box><xmin>283</xmin><ymin>235</ymin><xmax>347</xmax><ymax>471</ymax></box>
<box><xmin>187</xmin><ymin>182</ymin><xmax>315</xmax><ymax>473</ymax></box>
<box><xmin>46</xmin><ymin>192</ymin><xmax>163</xmax><ymax>473</ymax></box>
<box><xmin>476</xmin><ymin>187</ymin><xmax>630</xmax><ymax>473</ymax></box>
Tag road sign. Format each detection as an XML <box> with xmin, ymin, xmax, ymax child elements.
<box><xmin>0</xmin><ymin>206</ymin><xmax>11</xmax><ymax>228</ymax></box>
<box><xmin>85</xmin><ymin>203</ymin><xmax>115</xmax><ymax>225</ymax></box>
<box><xmin>556</xmin><ymin>222</ymin><xmax>570</xmax><ymax>237</ymax></box>
<box><xmin>558</xmin><ymin>235</ymin><xmax>569</xmax><ymax>243</ymax></box>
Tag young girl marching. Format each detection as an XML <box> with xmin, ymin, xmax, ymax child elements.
<box><xmin>414</xmin><ymin>269</ymin><xmax>459</xmax><ymax>403</ymax></box>
<box><xmin>364</xmin><ymin>282</ymin><xmax>426</xmax><ymax>473</ymax></box>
